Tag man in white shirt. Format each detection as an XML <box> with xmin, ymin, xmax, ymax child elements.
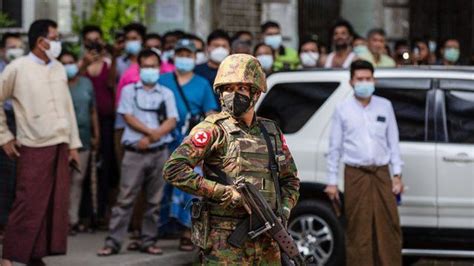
<box><xmin>322</xmin><ymin>19</ymin><xmax>356</xmax><ymax>69</ymax></box>
<box><xmin>325</xmin><ymin>60</ymin><xmax>404</xmax><ymax>266</ymax></box>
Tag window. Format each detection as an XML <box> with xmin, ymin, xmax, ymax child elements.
<box><xmin>257</xmin><ymin>82</ymin><xmax>340</xmax><ymax>134</ymax></box>
<box><xmin>0</xmin><ymin>1</ymin><xmax>22</xmax><ymax>28</ymax></box>
<box><xmin>444</xmin><ymin>90</ymin><xmax>474</xmax><ymax>144</ymax></box>
<box><xmin>374</xmin><ymin>79</ymin><xmax>430</xmax><ymax>142</ymax></box>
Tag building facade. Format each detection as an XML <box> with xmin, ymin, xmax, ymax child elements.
<box><xmin>1</xmin><ymin>0</ymin><xmax>472</xmax><ymax>60</ymax></box>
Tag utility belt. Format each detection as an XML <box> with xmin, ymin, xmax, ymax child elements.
<box><xmin>124</xmin><ymin>144</ymin><xmax>166</xmax><ymax>154</ymax></box>
<box><xmin>190</xmin><ymin>198</ymin><xmax>281</xmax><ymax>248</ymax></box>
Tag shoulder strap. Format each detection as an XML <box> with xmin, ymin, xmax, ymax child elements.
<box><xmin>258</xmin><ymin>121</ymin><xmax>283</xmax><ymax>217</ymax></box>
<box><xmin>173</xmin><ymin>72</ymin><xmax>192</xmax><ymax>113</ymax></box>
<box><xmin>204</xmin><ymin>163</ymin><xmax>233</xmax><ymax>186</ymax></box>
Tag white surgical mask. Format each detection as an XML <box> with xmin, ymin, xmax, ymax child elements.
<box><xmin>195</xmin><ymin>51</ymin><xmax>208</xmax><ymax>65</ymax></box>
<box><xmin>161</xmin><ymin>50</ymin><xmax>174</xmax><ymax>62</ymax></box>
<box><xmin>209</xmin><ymin>47</ymin><xmax>229</xmax><ymax>63</ymax></box>
<box><xmin>6</xmin><ymin>48</ymin><xmax>24</xmax><ymax>61</ymax></box>
<box><xmin>299</xmin><ymin>52</ymin><xmax>319</xmax><ymax>67</ymax></box>
<box><xmin>44</xmin><ymin>39</ymin><xmax>62</xmax><ymax>59</ymax></box>
<box><xmin>256</xmin><ymin>55</ymin><xmax>273</xmax><ymax>71</ymax></box>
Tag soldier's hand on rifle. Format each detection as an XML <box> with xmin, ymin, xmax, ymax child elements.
<box><xmin>220</xmin><ymin>186</ymin><xmax>242</xmax><ymax>208</ymax></box>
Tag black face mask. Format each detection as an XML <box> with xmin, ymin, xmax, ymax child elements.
<box><xmin>222</xmin><ymin>92</ymin><xmax>252</xmax><ymax>117</ymax></box>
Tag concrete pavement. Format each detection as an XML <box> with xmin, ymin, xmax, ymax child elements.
<box><xmin>1</xmin><ymin>232</ymin><xmax>197</xmax><ymax>266</ymax></box>
<box><xmin>2</xmin><ymin>232</ymin><xmax>473</xmax><ymax>265</ymax></box>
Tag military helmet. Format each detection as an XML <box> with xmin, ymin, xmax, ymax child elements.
<box><xmin>213</xmin><ymin>54</ymin><xmax>267</xmax><ymax>93</ymax></box>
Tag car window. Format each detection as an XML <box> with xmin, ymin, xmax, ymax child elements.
<box><xmin>374</xmin><ymin>79</ymin><xmax>431</xmax><ymax>142</ymax></box>
<box><xmin>257</xmin><ymin>82</ymin><xmax>340</xmax><ymax>134</ymax></box>
<box><xmin>444</xmin><ymin>90</ymin><xmax>474</xmax><ymax>144</ymax></box>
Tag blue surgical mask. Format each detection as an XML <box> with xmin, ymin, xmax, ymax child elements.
<box><xmin>353</xmin><ymin>45</ymin><xmax>369</xmax><ymax>56</ymax></box>
<box><xmin>140</xmin><ymin>68</ymin><xmax>160</xmax><ymax>85</ymax></box>
<box><xmin>354</xmin><ymin>81</ymin><xmax>375</xmax><ymax>98</ymax></box>
<box><xmin>125</xmin><ymin>40</ymin><xmax>142</xmax><ymax>55</ymax></box>
<box><xmin>264</xmin><ymin>35</ymin><xmax>282</xmax><ymax>50</ymax></box>
<box><xmin>65</xmin><ymin>64</ymin><xmax>79</xmax><ymax>79</ymax></box>
<box><xmin>444</xmin><ymin>48</ymin><xmax>460</xmax><ymax>63</ymax></box>
<box><xmin>256</xmin><ymin>54</ymin><xmax>273</xmax><ymax>71</ymax></box>
<box><xmin>175</xmin><ymin>56</ymin><xmax>195</xmax><ymax>72</ymax></box>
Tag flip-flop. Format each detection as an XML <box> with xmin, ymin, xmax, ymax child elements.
<box><xmin>140</xmin><ymin>245</ymin><xmax>163</xmax><ymax>255</ymax></box>
<box><xmin>97</xmin><ymin>246</ymin><xmax>119</xmax><ymax>256</ymax></box>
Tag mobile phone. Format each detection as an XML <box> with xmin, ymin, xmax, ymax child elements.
<box><xmin>70</xmin><ymin>160</ymin><xmax>81</xmax><ymax>174</ymax></box>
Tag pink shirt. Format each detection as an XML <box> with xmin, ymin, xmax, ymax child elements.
<box><xmin>115</xmin><ymin>63</ymin><xmax>139</xmax><ymax>106</ymax></box>
<box><xmin>160</xmin><ymin>61</ymin><xmax>175</xmax><ymax>74</ymax></box>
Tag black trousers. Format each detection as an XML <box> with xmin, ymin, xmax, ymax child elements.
<box><xmin>97</xmin><ymin>116</ymin><xmax>118</xmax><ymax>219</ymax></box>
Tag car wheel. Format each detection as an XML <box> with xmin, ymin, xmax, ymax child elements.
<box><xmin>288</xmin><ymin>200</ymin><xmax>345</xmax><ymax>266</ymax></box>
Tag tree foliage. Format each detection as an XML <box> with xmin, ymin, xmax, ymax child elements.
<box><xmin>72</xmin><ymin>0</ymin><xmax>152</xmax><ymax>43</ymax></box>
<box><xmin>0</xmin><ymin>12</ymin><xmax>15</xmax><ymax>28</ymax></box>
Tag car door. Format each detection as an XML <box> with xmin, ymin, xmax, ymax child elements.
<box><xmin>258</xmin><ymin>72</ymin><xmax>346</xmax><ymax>183</ymax></box>
<box><xmin>373</xmin><ymin>78</ymin><xmax>438</xmax><ymax>228</ymax></box>
<box><xmin>436</xmin><ymin>79</ymin><xmax>474</xmax><ymax>229</ymax></box>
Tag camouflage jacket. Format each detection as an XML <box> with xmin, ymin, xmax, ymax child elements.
<box><xmin>163</xmin><ymin>111</ymin><xmax>300</xmax><ymax>219</ymax></box>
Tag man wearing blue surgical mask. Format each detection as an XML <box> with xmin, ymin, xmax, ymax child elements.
<box><xmin>261</xmin><ymin>20</ymin><xmax>299</xmax><ymax>71</ymax></box>
<box><xmin>98</xmin><ymin>49</ymin><xmax>178</xmax><ymax>256</ymax></box>
<box><xmin>438</xmin><ymin>38</ymin><xmax>462</xmax><ymax>66</ymax></box>
<box><xmin>325</xmin><ymin>60</ymin><xmax>404</xmax><ymax>266</ymax></box>
<box><xmin>59</xmin><ymin>50</ymin><xmax>100</xmax><ymax>235</ymax></box>
<box><xmin>158</xmin><ymin>38</ymin><xmax>218</xmax><ymax>252</ymax></box>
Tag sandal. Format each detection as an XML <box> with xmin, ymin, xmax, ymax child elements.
<box><xmin>179</xmin><ymin>237</ymin><xmax>195</xmax><ymax>252</ymax></box>
<box><xmin>97</xmin><ymin>246</ymin><xmax>119</xmax><ymax>256</ymax></box>
<box><xmin>140</xmin><ymin>245</ymin><xmax>163</xmax><ymax>255</ymax></box>
<box><xmin>127</xmin><ymin>240</ymin><xmax>141</xmax><ymax>251</ymax></box>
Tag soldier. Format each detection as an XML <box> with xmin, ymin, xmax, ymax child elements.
<box><xmin>163</xmin><ymin>54</ymin><xmax>300</xmax><ymax>265</ymax></box>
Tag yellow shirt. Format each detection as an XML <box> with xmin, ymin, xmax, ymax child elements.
<box><xmin>0</xmin><ymin>54</ymin><xmax>82</xmax><ymax>149</ymax></box>
<box><xmin>359</xmin><ymin>52</ymin><xmax>396</xmax><ymax>68</ymax></box>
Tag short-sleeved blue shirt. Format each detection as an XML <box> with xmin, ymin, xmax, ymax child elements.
<box><xmin>118</xmin><ymin>81</ymin><xmax>179</xmax><ymax>148</ymax></box>
<box><xmin>158</xmin><ymin>72</ymin><xmax>218</xmax><ymax>146</ymax></box>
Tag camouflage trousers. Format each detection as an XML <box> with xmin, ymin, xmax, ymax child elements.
<box><xmin>200</xmin><ymin>227</ymin><xmax>281</xmax><ymax>265</ymax></box>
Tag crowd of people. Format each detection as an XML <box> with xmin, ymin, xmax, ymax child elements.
<box><xmin>0</xmin><ymin>16</ymin><xmax>471</xmax><ymax>264</ymax></box>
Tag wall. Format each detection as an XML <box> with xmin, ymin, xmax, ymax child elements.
<box><xmin>261</xmin><ymin>0</ymin><xmax>299</xmax><ymax>49</ymax></box>
<box><xmin>147</xmin><ymin>0</ymin><xmax>192</xmax><ymax>35</ymax></box>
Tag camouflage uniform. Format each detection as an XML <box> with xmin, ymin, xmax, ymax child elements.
<box><xmin>163</xmin><ymin>54</ymin><xmax>300</xmax><ymax>265</ymax></box>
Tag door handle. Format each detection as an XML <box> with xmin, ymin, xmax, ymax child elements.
<box><xmin>442</xmin><ymin>154</ymin><xmax>474</xmax><ymax>163</ymax></box>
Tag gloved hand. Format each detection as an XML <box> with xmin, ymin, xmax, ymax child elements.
<box><xmin>212</xmin><ymin>184</ymin><xmax>242</xmax><ymax>208</ymax></box>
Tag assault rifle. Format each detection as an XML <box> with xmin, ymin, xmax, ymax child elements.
<box><xmin>229</xmin><ymin>177</ymin><xmax>310</xmax><ymax>266</ymax></box>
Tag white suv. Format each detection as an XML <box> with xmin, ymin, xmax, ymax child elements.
<box><xmin>256</xmin><ymin>67</ymin><xmax>474</xmax><ymax>266</ymax></box>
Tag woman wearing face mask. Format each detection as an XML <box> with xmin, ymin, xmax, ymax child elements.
<box><xmin>298</xmin><ymin>38</ymin><xmax>321</xmax><ymax>69</ymax></box>
<box><xmin>59</xmin><ymin>50</ymin><xmax>100</xmax><ymax>236</ymax></box>
<box><xmin>254</xmin><ymin>43</ymin><xmax>275</xmax><ymax>75</ymax></box>
<box><xmin>158</xmin><ymin>39</ymin><xmax>218</xmax><ymax>252</ymax></box>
